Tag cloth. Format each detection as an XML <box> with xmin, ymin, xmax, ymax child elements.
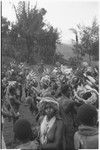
<box><xmin>40</xmin><ymin>116</ymin><xmax>56</xmax><ymax>144</ymax></box>
<box><xmin>74</xmin><ymin>125</ymin><xmax>98</xmax><ymax>149</ymax></box>
<box><xmin>16</xmin><ymin>140</ymin><xmax>39</xmax><ymax>150</ymax></box>
<box><xmin>40</xmin><ymin>75</ymin><xmax>50</xmax><ymax>86</ymax></box>
<box><xmin>41</xmin><ymin>88</ymin><xmax>51</xmax><ymax>97</ymax></box>
<box><xmin>40</xmin><ymin>97</ymin><xmax>59</xmax><ymax>108</ymax></box>
<box><xmin>38</xmin><ymin>97</ymin><xmax>59</xmax><ymax>113</ymax></box>
<box><xmin>78</xmin><ymin>125</ymin><xmax>98</xmax><ymax>136</ymax></box>
<box><xmin>87</xmin><ymin>75</ymin><xmax>96</xmax><ymax>83</ymax></box>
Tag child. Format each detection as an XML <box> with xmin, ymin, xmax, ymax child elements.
<box><xmin>74</xmin><ymin>104</ymin><xmax>98</xmax><ymax>149</ymax></box>
<box><xmin>14</xmin><ymin>119</ymin><xmax>39</xmax><ymax>149</ymax></box>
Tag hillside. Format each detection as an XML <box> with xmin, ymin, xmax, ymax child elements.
<box><xmin>56</xmin><ymin>43</ymin><xmax>75</xmax><ymax>59</ymax></box>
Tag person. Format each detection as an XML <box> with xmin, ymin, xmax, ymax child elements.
<box><xmin>16</xmin><ymin>82</ymin><xmax>22</xmax><ymax>102</ymax></box>
<box><xmin>74</xmin><ymin>84</ymin><xmax>98</xmax><ymax>108</ymax></box>
<box><xmin>57</xmin><ymin>84</ymin><xmax>76</xmax><ymax>150</ymax></box>
<box><xmin>74</xmin><ymin>104</ymin><xmax>98</xmax><ymax>149</ymax></box>
<box><xmin>25</xmin><ymin>96</ymin><xmax>38</xmax><ymax>115</ymax></box>
<box><xmin>14</xmin><ymin>119</ymin><xmax>39</xmax><ymax>149</ymax></box>
<box><xmin>1</xmin><ymin>99</ymin><xmax>13</xmax><ymax>149</ymax></box>
<box><xmin>6</xmin><ymin>85</ymin><xmax>21</xmax><ymax>111</ymax></box>
<box><xmin>38</xmin><ymin>60</ymin><xmax>44</xmax><ymax>74</ymax></box>
<box><xmin>38</xmin><ymin>96</ymin><xmax>66</xmax><ymax>150</ymax></box>
<box><xmin>32</xmin><ymin>75</ymin><xmax>51</xmax><ymax>98</ymax></box>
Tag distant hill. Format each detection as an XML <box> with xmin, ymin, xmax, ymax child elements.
<box><xmin>56</xmin><ymin>43</ymin><xmax>75</xmax><ymax>59</ymax></box>
<box><xmin>56</xmin><ymin>44</ymin><xmax>99</xmax><ymax>66</ymax></box>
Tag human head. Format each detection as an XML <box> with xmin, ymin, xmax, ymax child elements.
<box><xmin>61</xmin><ymin>84</ymin><xmax>71</xmax><ymax>98</ymax></box>
<box><xmin>25</xmin><ymin>96</ymin><xmax>33</xmax><ymax>106</ymax></box>
<box><xmin>9</xmin><ymin>86</ymin><xmax>16</xmax><ymax>96</ymax></box>
<box><xmin>77</xmin><ymin>104</ymin><xmax>98</xmax><ymax>126</ymax></box>
<box><xmin>38</xmin><ymin>97</ymin><xmax>59</xmax><ymax>119</ymax></box>
<box><xmin>82</xmin><ymin>62</ymin><xmax>88</xmax><ymax>68</ymax></box>
<box><xmin>56</xmin><ymin>62</ymin><xmax>61</xmax><ymax>67</ymax></box>
<box><xmin>40</xmin><ymin>76</ymin><xmax>50</xmax><ymax>89</ymax></box>
<box><xmin>14</xmin><ymin>119</ymin><xmax>33</xmax><ymax>142</ymax></box>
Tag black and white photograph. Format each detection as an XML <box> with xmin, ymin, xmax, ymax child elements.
<box><xmin>1</xmin><ymin>0</ymin><xmax>99</xmax><ymax>149</ymax></box>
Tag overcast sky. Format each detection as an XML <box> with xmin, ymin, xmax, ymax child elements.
<box><xmin>2</xmin><ymin>0</ymin><xmax>99</xmax><ymax>44</ymax></box>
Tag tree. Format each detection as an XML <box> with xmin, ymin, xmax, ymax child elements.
<box><xmin>9</xmin><ymin>1</ymin><xmax>46</xmax><ymax>64</ymax></box>
<box><xmin>69</xmin><ymin>28</ymin><xmax>81</xmax><ymax>58</ymax></box>
<box><xmin>9</xmin><ymin>1</ymin><xmax>60</xmax><ymax>64</ymax></box>
<box><xmin>81</xmin><ymin>18</ymin><xmax>99</xmax><ymax>61</ymax></box>
<box><xmin>36</xmin><ymin>26</ymin><xmax>60</xmax><ymax>64</ymax></box>
<box><xmin>2</xmin><ymin>17</ymin><xmax>10</xmax><ymax>37</ymax></box>
<box><xmin>70</xmin><ymin>18</ymin><xmax>99</xmax><ymax>62</ymax></box>
<box><xmin>2</xmin><ymin>17</ymin><xmax>16</xmax><ymax>59</ymax></box>
<box><xmin>67</xmin><ymin>56</ymin><xmax>83</xmax><ymax>70</ymax></box>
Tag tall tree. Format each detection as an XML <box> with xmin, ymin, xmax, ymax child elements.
<box><xmin>10</xmin><ymin>1</ymin><xmax>46</xmax><ymax>63</ymax></box>
<box><xmin>2</xmin><ymin>17</ymin><xmax>16</xmax><ymax>58</ymax></box>
<box><xmin>36</xmin><ymin>26</ymin><xmax>60</xmax><ymax>64</ymax></box>
<box><xmin>81</xmin><ymin>18</ymin><xmax>99</xmax><ymax>61</ymax></box>
<box><xmin>9</xmin><ymin>1</ymin><xmax>60</xmax><ymax>64</ymax></box>
<box><xmin>70</xmin><ymin>18</ymin><xmax>99</xmax><ymax>62</ymax></box>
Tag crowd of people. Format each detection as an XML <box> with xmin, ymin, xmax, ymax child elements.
<box><xmin>1</xmin><ymin>61</ymin><xmax>99</xmax><ymax>149</ymax></box>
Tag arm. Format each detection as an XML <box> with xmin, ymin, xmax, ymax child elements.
<box><xmin>41</xmin><ymin>120</ymin><xmax>64</xmax><ymax>150</ymax></box>
<box><xmin>74</xmin><ymin>132</ymin><xmax>80</xmax><ymax>150</ymax></box>
<box><xmin>32</xmin><ymin>87</ymin><xmax>41</xmax><ymax>95</ymax></box>
<box><xmin>2</xmin><ymin>106</ymin><xmax>12</xmax><ymax>118</ymax></box>
<box><xmin>14</xmin><ymin>97</ymin><xmax>21</xmax><ymax>105</ymax></box>
<box><xmin>2</xmin><ymin>110</ymin><xmax>12</xmax><ymax>118</ymax></box>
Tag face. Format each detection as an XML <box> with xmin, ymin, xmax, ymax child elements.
<box><xmin>45</xmin><ymin>104</ymin><xmax>55</xmax><ymax>119</ymax></box>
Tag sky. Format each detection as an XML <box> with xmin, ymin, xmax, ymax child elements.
<box><xmin>2</xmin><ymin>0</ymin><xmax>99</xmax><ymax>44</ymax></box>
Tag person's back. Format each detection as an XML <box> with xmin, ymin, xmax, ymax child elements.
<box><xmin>74</xmin><ymin>104</ymin><xmax>98</xmax><ymax>149</ymax></box>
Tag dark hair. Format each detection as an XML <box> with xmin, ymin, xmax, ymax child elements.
<box><xmin>61</xmin><ymin>84</ymin><xmax>70</xmax><ymax>98</ymax></box>
<box><xmin>14</xmin><ymin>119</ymin><xmax>33</xmax><ymax>142</ymax></box>
<box><xmin>77</xmin><ymin>104</ymin><xmax>97</xmax><ymax>126</ymax></box>
<box><xmin>9</xmin><ymin>86</ymin><xmax>16</xmax><ymax>96</ymax></box>
<box><xmin>43</xmin><ymin>84</ymin><xmax>48</xmax><ymax>89</ymax></box>
<box><xmin>86</xmin><ymin>71</ymin><xmax>92</xmax><ymax>76</ymax></box>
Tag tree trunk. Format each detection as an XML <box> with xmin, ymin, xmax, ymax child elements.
<box><xmin>26</xmin><ymin>36</ymin><xmax>33</xmax><ymax>64</ymax></box>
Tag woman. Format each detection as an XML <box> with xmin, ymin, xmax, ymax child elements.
<box><xmin>38</xmin><ymin>97</ymin><xmax>66</xmax><ymax>150</ymax></box>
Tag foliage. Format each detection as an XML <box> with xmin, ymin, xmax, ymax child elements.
<box><xmin>67</xmin><ymin>56</ymin><xmax>83</xmax><ymax>70</ymax></box>
<box><xmin>36</xmin><ymin>26</ymin><xmax>60</xmax><ymax>64</ymax></box>
<box><xmin>54</xmin><ymin>52</ymin><xmax>68</xmax><ymax>65</ymax></box>
<box><xmin>2</xmin><ymin>17</ymin><xmax>14</xmax><ymax>58</ymax></box>
<box><xmin>70</xmin><ymin>18</ymin><xmax>99</xmax><ymax>61</ymax></box>
<box><xmin>3</xmin><ymin>1</ymin><xmax>60</xmax><ymax>65</ymax></box>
